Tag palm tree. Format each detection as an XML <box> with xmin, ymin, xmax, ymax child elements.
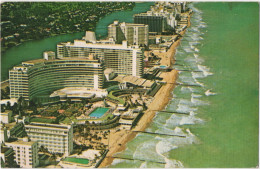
<box><xmin>51</xmin><ymin>153</ymin><xmax>57</xmax><ymax>167</ymax></box>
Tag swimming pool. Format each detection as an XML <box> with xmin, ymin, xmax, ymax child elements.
<box><xmin>159</xmin><ymin>65</ymin><xmax>167</xmax><ymax>68</ymax></box>
<box><xmin>89</xmin><ymin>107</ymin><xmax>109</xmax><ymax>118</ymax></box>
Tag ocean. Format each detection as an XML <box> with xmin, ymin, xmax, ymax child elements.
<box><xmin>109</xmin><ymin>2</ymin><xmax>259</xmax><ymax>168</ymax></box>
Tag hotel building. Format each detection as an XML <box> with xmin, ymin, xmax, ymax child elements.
<box><xmin>9</xmin><ymin>56</ymin><xmax>104</xmax><ymax>101</ymax></box>
<box><xmin>134</xmin><ymin>13</ymin><xmax>167</xmax><ymax>33</ymax></box>
<box><xmin>5</xmin><ymin>138</ymin><xmax>39</xmax><ymax>168</ymax></box>
<box><xmin>25</xmin><ymin>122</ymin><xmax>73</xmax><ymax>156</ymax></box>
<box><xmin>134</xmin><ymin>2</ymin><xmax>187</xmax><ymax>34</ymax></box>
<box><xmin>108</xmin><ymin>20</ymin><xmax>149</xmax><ymax>46</ymax></box>
<box><xmin>57</xmin><ymin>40</ymin><xmax>144</xmax><ymax>77</ymax></box>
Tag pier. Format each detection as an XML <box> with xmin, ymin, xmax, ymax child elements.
<box><xmin>164</xmin><ymin>82</ymin><xmax>201</xmax><ymax>87</ymax></box>
<box><xmin>150</xmin><ymin>109</ymin><xmax>190</xmax><ymax>115</ymax></box>
<box><xmin>176</xmin><ymin>69</ymin><xmax>203</xmax><ymax>73</ymax></box>
<box><xmin>159</xmin><ymin>110</ymin><xmax>189</xmax><ymax>115</ymax></box>
<box><xmin>132</xmin><ymin>130</ymin><xmax>186</xmax><ymax>138</ymax></box>
<box><xmin>107</xmin><ymin>156</ymin><xmax>166</xmax><ymax>164</ymax></box>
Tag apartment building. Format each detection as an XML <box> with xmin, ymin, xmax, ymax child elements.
<box><xmin>5</xmin><ymin>138</ymin><xmax>39</xmax><ymax>168</ymax></box>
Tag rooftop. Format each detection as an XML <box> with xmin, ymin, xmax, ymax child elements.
<box><xmin>60</xmin><ymin>40</ymin><xmax>140</xmax><ymax>50</ymax></box>
<box><xmin>22</xmin><ymin>59</ymin><xmax>46</xmax><ymax>65</ymax></box>
<box><xmin>1</xmin><ymin>147</ymin><xmax>12</xmax><ymax>154</ymax></box>
<box><xmin>5</xmin><ymin>139</ymin><xmax>36</xmax><ymax>146</ymax></box>
<box><xmin>114</xmin><ymin>75</ymin><xmax>155</xmax><ymax>88</ymax></box>
<box><xmin>25</xmin><ymin>122</ymin><xmax>71</xmax><ymax>130</ymax></box>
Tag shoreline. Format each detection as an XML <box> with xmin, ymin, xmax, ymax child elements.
<box><xmin>99</xmin><ymin>12</ymin><xmax>192</xmax><ymax>168</ymax></box>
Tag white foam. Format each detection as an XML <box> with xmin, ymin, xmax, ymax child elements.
<box><xmin>191</xmin><ymin>97</ymin><xmax>209</xmax><ymax>106</ymax></box>
<box><xmin>191</xmin><ymin>93</ymin><xmax>202</xmax><ymax>98</ymax></box>
<box><xmin>194</xmin><ymin>47</ymin><xmax>199</xmax><ymax>52</ymax></box>
<box><xmin>198</xmin><ymin>64</ymin><xmax>213</xmax><ymax>77</ymax></box>
<box><xmin>179</xmin><ymin>114</ymin><xmax>203</xmax><ymax>125</ymax></box>
<box><xmin>165</xmin><ymin>158</ymin><xmax>184</xmax><ymax>168</ymax></box>
<box><xmin>111</xmin><ymin>159</ymin><xmax>127</xmax><ymax>165</ymax></box>
<box><xmin>193</xmin><ymin>78</ymin><xmax>205</xmax><ymax>87</ymax></box>
<box><xmin>192</xmin><ymin>71</ymin><xmax>205</xmax><ymax>79</ymax></box>
<box><xmin>155</xmin><ymin>139</ymin><xmax>184</xmax><ymax>168</ymax></box>
<box><xmin>139</xmin><ymin>162</ymin><xmax>147</xmax><ymax>168</ymax></box>
<box><xmin>176</xmin><ymin>102</ymin><xmax>198</xmax><ymax>113</ymax></box>
<box><xmin>205</xmin><ymin>89</ymin><xmax>216</xmax><ymax>96</ymax></box>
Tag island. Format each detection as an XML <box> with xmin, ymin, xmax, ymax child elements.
<box><xmin>0</xmin><ymin>2</ymin><xmax>192</xmax><ymax>168</ymax></box>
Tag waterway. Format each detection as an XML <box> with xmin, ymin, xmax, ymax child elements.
<box><xmin>109</xmin><ymin>2</ymin><xmax>259</xmax><ymax>168</ymax></box>
<box><xmin>1</xmin><ymin>2</ymin><xmax>153</xmax><ymax>81</ymax></box>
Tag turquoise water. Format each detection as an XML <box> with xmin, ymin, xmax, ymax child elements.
<box><xmin>159</xmin><ymin>65</ymin><xmax>167</xmax><ymax>68</ymax></box>
<box><xmin>1</xmin><ymin>2</ymin><xmax>153</xmax><ymax>81</ymax></box>
<box><xmin>109</xmin><ymin>2</ymin><xmax>258</xmax><ymax>168</ymax></box>
<box><xmin>89</xmin><ymin>107</ymin><xmax>109</xmax><ymax>118</ymax></box>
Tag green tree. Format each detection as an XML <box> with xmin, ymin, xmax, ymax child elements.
<box><xmin>51</xmin><ymin>153</ymin><xmax>57</xmax><ymax>167</ymax></box>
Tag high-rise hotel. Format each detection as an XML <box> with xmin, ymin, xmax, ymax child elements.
<box><xmin>9</xmin><ymin>55</ymin><xmax>104</xmax><ymax>101</ymax></box>
<box><xmin>108</xmin><ymin>20</ymin><xmax>149</xmax><ymax>46</ymax></box>
<box><xmin>10</xmin><ymin>33</ymin><xmax>144</xmax><ymax>101</ymax></box>
<box><xmin>57</xmin><ymin>40</ymin><xmax>144</xmax><ymax>77</ymax></box>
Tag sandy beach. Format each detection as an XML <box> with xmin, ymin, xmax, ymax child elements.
<box><xmin>98</xmin><ymin>13</ymin><xmax>191</xmax><ymax>166</ymax></box>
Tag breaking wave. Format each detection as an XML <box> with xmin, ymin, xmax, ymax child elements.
<box><xmin>110</xmin><ymin>3</ymin><xmax>215</xmax><ymax>168</ymax></box>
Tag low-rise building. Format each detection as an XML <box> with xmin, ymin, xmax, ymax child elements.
<box><xmin>0</xmin><ymin>111</ymin><xmax>13</xmax><ymax>124</ymax></box>
<box><xmin>0</xmin><ymin>124</ymin><xmax>8</xmax><ymax>143</ymax></box>
<box><xmin>119</xmin><ymin>109</ymin><xmax>143</xmax><ymax>130</ymax></box>
<box><xmin>5</xmin><ymin>137</ymin><xmax>39</xmax><ymax>168</ymax></box>
<box><xmin>4</xmin><ymin>122</ymin><xmax>26</xmax><ymax>139</ymax></box>
<box><xmin>114</xmin><ymin>75</ymin><xmax>157</xmax><ymax>90</ymax></box>
<box><xmin>0</xmin><ymin>146</ymin><xmax>16</xmax><ymax>168</ymax></box>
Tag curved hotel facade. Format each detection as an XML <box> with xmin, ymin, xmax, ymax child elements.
<box><xmin>10</xmin><ymin>32</ymin><xmax>144</xmax><ymax>102</ymax></box>
<box><xmin>9</xmin><ymin>57</ymin><xmax>104</xmax><ymax>101</ymax></box>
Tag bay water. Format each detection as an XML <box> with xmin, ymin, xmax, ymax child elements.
<box><xmin>1</xmin><ymin>2</ymin><xmax>153</xmax><ymax>81</ymax></box>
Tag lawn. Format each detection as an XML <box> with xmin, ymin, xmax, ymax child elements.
<box><xmin>63</xmin><ymin>157</ymin><xmax>89</xmax><ymax>164</ymax></box>
<box><xmin>108</xmin><ymin>91</ymin><xmax>125</xmax><ymax>105</ymax></box>
<box><xmin>30</xmin><ymin>117</ymin><xmax>56</xmax><ymax>123</ymax></box>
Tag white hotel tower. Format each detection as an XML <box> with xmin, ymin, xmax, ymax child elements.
<box><xmin>25</xmin><ymin>123</ymin><xmax>73</xmax><ymax>156</ymax></box>
<box><xmin>57</xmin><ymin>39</ymin><xmax>144</xmax><ymax>77</ymax></box>
<box><xmin>108</xmin><ymin>20</ymin><xmax>149</xmax><ymax>46</ymax></box>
